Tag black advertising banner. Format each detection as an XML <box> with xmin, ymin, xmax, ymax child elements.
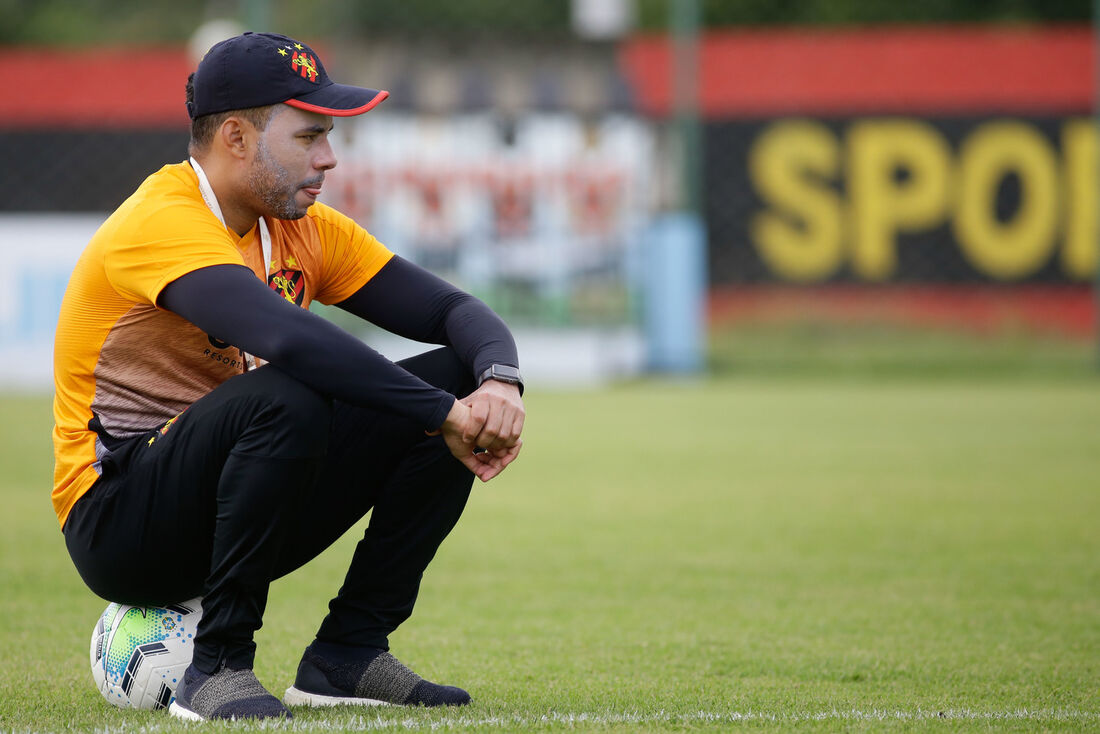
<box><xmin>705</xmin><ymin>116</ymin><xmax>1096</xmax><ymax>285</ymax></box>
<box><xmin>620</xmin><ymin>26</ymin><xmax>1094</xmax><ymax>287</ymax></box>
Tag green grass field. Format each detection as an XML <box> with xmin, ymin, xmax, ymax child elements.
<box><xmin>2</xmin><ymin>360</ymin><xmax>1099</xmax><ymax>730</ymax></box>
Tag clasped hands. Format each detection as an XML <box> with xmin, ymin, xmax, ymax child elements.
<box><xmin>432</xmin><ymin>379</ymin><xmax>525</xmax><ymax>482</ymax></box>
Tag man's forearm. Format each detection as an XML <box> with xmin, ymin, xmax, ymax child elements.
<box><xmin>337</xmin><ymin>255</ymin><xmax>519</xmax><ymax>379</ymax></box>
<box><xmin>159</xmin><ymin>264</ymin><xmax>455</xmax><ymax>429</ymax></box>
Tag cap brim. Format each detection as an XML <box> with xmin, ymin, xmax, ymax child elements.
<box><xmin>285</xmin><ymin>84</ymin><xmax>389</xmax><ymax>117</ymax></box>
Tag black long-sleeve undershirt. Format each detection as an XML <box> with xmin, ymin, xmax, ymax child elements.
<box><xmin>335</xmin><ymin>256</ymin><xmax>518</xmax><ymax>379</ymax></box>
<box><xmin>158</xmin><ymin>256</ymin><xmax>519</xmax><ymax>430</ymax></box>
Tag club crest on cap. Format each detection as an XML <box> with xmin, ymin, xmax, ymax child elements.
<box><xmin>290</xmin><ymin>48</ymin><xmax>319</xmax><ymax>83</ymax></box>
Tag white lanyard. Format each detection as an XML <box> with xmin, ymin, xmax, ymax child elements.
<box><xmin>190</xmin><ymin>157</ymin><xmax>272</xmax><ymax>272</ymax></box>
<box><xmin>190</xmin><ymin>157</ymin><xmax>268</xmax><ymax>370</ymax></box>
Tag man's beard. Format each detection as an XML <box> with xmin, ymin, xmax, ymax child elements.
<box><xmin>248</xmin><ymin>139</ymin><xmax>315</xmax><ymax>221</ymax></box>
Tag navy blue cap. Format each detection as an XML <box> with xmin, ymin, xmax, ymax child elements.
<box><xmin>188</xmin><ymin>32</ymin><xmax>388</xmax><ymax>119</ymax></box>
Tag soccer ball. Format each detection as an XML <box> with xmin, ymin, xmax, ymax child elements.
<box><xmin>89</xmin><ymin>598</ymin><xmax>203</xmax><ymax>710</ymax></box>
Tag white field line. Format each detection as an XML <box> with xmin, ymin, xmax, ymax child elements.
<box><xmin>61</xmin><ymin>708</ymin><xmax>1100</xmax><ymax>732</ymax></box>
<box><xmin>297</xmin><ymin>709</ymin><xmax>1097</xmax><ymax>730</ymax></box>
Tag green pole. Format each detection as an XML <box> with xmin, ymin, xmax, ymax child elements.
<box><xmin>642</xmin><ymin>0</ymin><xmax>706</xmax><ymax>374</ymax></box>
<box><xmin>670</xmin><ymin>0</ymin><xmax>702</xmax><ymax>215</ymax></box>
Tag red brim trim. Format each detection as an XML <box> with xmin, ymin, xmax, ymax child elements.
<box><xmin>285</xmin><ymin>90</ymin><xmax>389</xmax><ymax>117</ymax></box>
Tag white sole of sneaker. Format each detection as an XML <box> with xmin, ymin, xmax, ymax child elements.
<box><xmin>168</xmin><ymin>701</ymin><xmax>206</xmax><ymax>722</ymax></box>
<box><xmin>284</xmin><ymin>686</ymin><xmax>390</xmax><ymax>707</ymax></box>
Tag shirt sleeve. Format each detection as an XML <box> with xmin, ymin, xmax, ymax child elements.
<box><xmin>308</xmin><ymin>203</ymin><xmax>395</xmax><ymax>306</ymax></box>
<box><xmin>103</xmin><ymin>200</ymin><xmax>244</xmax><ymax>306</ymax></box>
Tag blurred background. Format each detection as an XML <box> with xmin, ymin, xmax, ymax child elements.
<box><xmin>0</xmin><ymin>0</ymin><xmax>1096</xmax><ymax>389</ymax></box>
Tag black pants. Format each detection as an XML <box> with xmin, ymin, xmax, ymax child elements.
<box><xmin>64</xmin><ymin>348</ymin><xmax>475</xmax><ymax>674</ymax></box>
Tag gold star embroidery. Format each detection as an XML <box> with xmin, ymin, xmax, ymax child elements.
<box><xmin>270</xmin><ymin>259</ymin><xmax>280</xmax><ymax>270</ymax></box>
<box><xmin>286</xmin><ymin>256</ymin><xmax>298</xmax><ymax>269</ymax></box>
<box><xmin>294</xmin><ymin>43</ymin><xmax>304</xmax><ymax>50</ymax></box>
<box><xmin>277</xmin><ymin>48</ymin><xmax>288</xmax><ymax>56</ymax></box>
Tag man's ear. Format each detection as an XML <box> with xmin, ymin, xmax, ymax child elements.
<box><xmin>218</xmin><ymin>117</ymin><xmax>249</xmax><ymax>160</ymax></box>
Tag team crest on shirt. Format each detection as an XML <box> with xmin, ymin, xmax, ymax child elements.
<box><xmin>269</xmin><ymin>269</ymin><xmax>305</xmax><ymax>306</ymax></box>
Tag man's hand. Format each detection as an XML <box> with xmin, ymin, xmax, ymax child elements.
<box><xmin>433</xmin><ymin>397</ymin><xmax>523</xmax><ymax>482</ymax></box>
<box><xmin>462</xmin><ymin>378</ymin><xmax>525</xmax><ymax>452</ymax></box>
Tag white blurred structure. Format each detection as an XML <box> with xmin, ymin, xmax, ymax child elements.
<box><xmin>188</xmin><ymin>19</ymin><xmax>246</xmax><ymax>64</ymax></box>
<box><xmin>0</xmin><ymin>214</ymin><xmax>106</xmax><ymax>389</ymax></box>
<box><xmin>571</xmin><ymin>0</ymin><xmax>635</xmax><ymax>39</ymax></box>
<box><xmin>328</xmin><ymin>111</ymin><xmax>653</xmax><ymax>309</ymax></box>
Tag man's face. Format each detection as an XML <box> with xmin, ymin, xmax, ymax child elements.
<box><xmin>247</xmin><ymin>105</ymin><xmax>337</xmax><ymax>221</ymax></box>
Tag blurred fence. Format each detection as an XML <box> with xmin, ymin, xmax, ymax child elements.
<box><xmin>323</xmin><ymin>111</ymin><xmax>653</xmax><ymax>328</ymax></box>
<box><xmin>0</xmin><ymin>0</ymin><xmax>1097</xmax><ymax>389</ymax></box>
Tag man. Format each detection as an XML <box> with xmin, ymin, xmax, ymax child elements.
<box><xmin>52</xmin><ymin>32</ymin><xmax>525</xmax><ymax>721</ymax></box>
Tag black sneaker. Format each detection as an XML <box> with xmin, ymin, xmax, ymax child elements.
<box><xmin>168</xmin><ymin>663</ymin><xmax>292</xmax><ymax>721</ymax></box>
<box><xmin>283</xmin><ymin>643</ymin><xmax>470</xmax><ymax>708</ymax></box>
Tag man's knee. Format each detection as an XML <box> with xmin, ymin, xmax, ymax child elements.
<box><xmin>397</xmin><ymin>347</ymin><xmax>476</xmax><ymax>397</ymax></box>
<box><xmin>234</xmin><ymin>367</ymin><xmax>332</xmax><ymax>457</ymax></box>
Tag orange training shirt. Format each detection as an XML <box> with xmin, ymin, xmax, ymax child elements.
<box><xmin>52</xmin><ymin>161</ymin><xmax>393</xmax><ymax>528</ymax></box>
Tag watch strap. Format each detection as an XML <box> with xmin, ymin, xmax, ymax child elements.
<box><xmin>477</xmin><ymin>364</ymin><xmax>523</xmax><ymax>393</ymax></box>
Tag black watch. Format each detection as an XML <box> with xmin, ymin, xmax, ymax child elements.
<box><xmin>477</xmin><ymin>364</ymin><xmax>524</xmax><ymax>393</ymax></box>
